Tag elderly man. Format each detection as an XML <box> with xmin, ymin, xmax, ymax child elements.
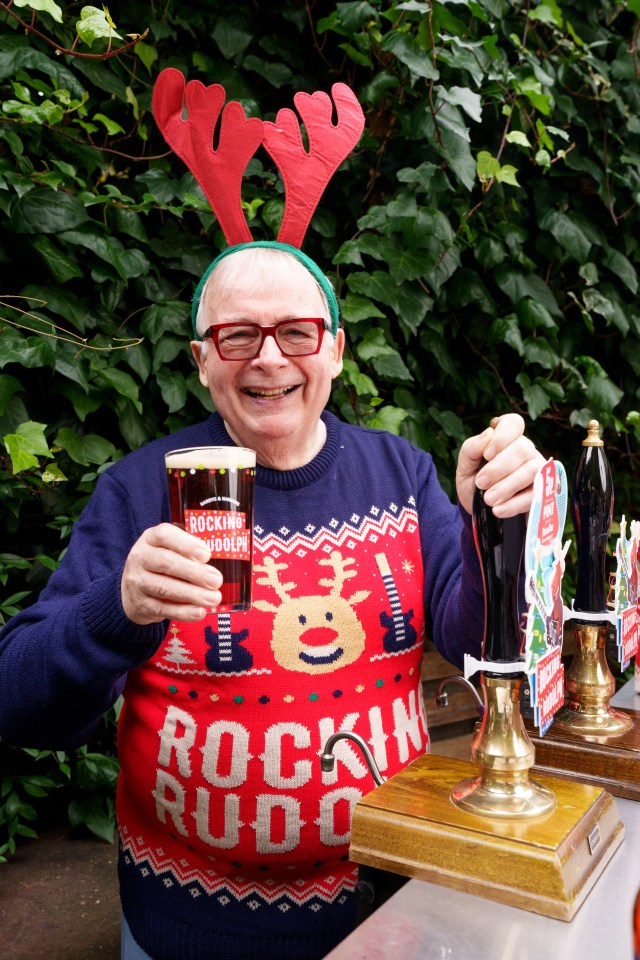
<box><xmin>0</xmin><ymin>244</ymin><xmax>543</xmax><ymax>960</ymax></box>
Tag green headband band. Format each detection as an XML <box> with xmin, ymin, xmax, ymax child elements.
<box><xmin>191</xmin><ymin>241</ymin><xmax>340</xmax><ymax>340</ymax></box>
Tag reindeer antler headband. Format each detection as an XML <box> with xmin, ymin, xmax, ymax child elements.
<box><xmin>152</xmin><ymin>68</ymin><xmax>365</xmax><ymax>338</ymax></box>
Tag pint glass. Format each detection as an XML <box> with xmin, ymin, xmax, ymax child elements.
<box><xmin>165</xmin><ymin>446</ymin><xmax>256</xmax><ymax>612</ymax></box>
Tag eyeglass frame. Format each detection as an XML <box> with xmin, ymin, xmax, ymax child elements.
<box><xmin>201</xmin><ymin>318</ymin><xmax>329</xmax><ymax>361</ymax></box>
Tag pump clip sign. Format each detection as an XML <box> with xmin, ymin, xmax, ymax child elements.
<box><xmin>524</xmin><ymin>458</ymin><xmax>569</xmax><ymax>735</ymax></box>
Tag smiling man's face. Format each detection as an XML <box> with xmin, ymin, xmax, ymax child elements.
<box><xmin>191</xmin><ymin>250</ymin><xmax>344</xmax><ymax>470</ymax></box>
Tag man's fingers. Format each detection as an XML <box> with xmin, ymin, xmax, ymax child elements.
<box><xmin>121</xmin><ymin>523</ymin><xmax>222</xmax><ymax>624</ymax></box>
<box><xmin>475</xmin><ymin>437</ymin><xmax>542</xmax><ymax>491</ymax></box>
<box><xmin>145</xmin><ymin>522</ymin><xmax>211</xmax><ymax>563</ymax></box>
<box><xmin>456</xmin><ymin>413</ymin><xmax>544</xmax><ymax>516</ymax></box>
<box><xmin>489</xmin><ymin>487</ymin><xmax>536</xmax><ymax>519</ymax></box>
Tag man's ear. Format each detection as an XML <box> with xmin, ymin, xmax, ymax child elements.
<box><xmin>190</xmin><ymin>340</ymin><xmax>208</xmax><ymax>388</ymax></box>
<box><xmin>331</xmin><ymin>328</ymin><xmax>345</xmax><ymax>380</ymax></box>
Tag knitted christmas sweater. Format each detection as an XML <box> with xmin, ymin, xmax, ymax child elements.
<box><xmin>0</xmin><ymin>411</ymin><xmax>484</xmax><ymax>960</ymax></box>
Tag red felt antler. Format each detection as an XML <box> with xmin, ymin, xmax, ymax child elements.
<box><xmin>262</xmin><ymin>83</ymin><xmax>365</xmax><ymax>248</ymax></box>
<box><xmin>152</xmin><ymin>68</ymin><xmax>263</xmax><ymax>245</ymax></box>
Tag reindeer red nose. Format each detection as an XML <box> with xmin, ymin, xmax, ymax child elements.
<box><xmin>298</xmin><ymin>626</ymin><xmax>339</xmax><ymax>648</ymax></box>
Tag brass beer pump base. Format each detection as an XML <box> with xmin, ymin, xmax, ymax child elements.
<box><xmin>450</xmin><ymin>675</ymin><xmax>556</xmax><ymax>819</ymax></box>
<box><xmin>552</xmin><ymin>703</ymin><xmax>633</xmax><ymax>738</ymax></box>
<box><xmin>349</xmin><ymin>753</ymin><xmax>623</xmax><ymax>921</ymax></box>
<box><xmin>551</xmin><ymin>621</ymin><xmax>633</xmax><ymax>739</ymax></box>
<box><xmin>451</xmin><ymin>772</ymin><xmax>556</xmax><ymax>819</ymax></box>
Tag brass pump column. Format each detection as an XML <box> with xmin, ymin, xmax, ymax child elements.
<box><xmin>553</xmin><ymin>420</ymin><xmax>632</xmax><ymax>738</ymax></box>
<box><xmin>450</xmin><ymin>423</ymin><xmax>555</xmax><ymax>819</ymax></box>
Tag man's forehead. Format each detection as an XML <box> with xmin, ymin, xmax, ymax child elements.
<box><xmin>204</xmin><ymin>260</ymin><xmax>326</xmax><ymax>319</ymax></box>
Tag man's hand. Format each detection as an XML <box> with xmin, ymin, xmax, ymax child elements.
<box><xmin>121</xmin><ymin>523</ymin><xmax>222</xmax><ymax>624</ymax></box>
<box><xmin>456</xmin><ymin>413</ymin><xmax>545</xmax><ymax>518</ymax></box>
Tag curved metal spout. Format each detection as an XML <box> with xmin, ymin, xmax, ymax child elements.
<box><xmin>320</xmin><ymin>731</ymin><xmax>386</xmax><ymax>787</ymax></box>
<box><xmin>435</xmin><ymin>674</ymin><xmax>484</xmax><ymax>716</ymax></box>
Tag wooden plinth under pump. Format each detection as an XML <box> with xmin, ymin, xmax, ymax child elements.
<box><xmin>348</xmin><ymin>676</ymin><xmax>624</xmax><ymax>922</ymax></box>
<box><xmin>527</xmin><ymin>623</ymin><xmax>640</xmax><ymax>801</ymax></box>
<box><xmin>349</xmin><ymin>752</ymin><xmax>623</xmax><ymax>922</ymax></box>
<box><xmin>527</xmin><ymin>708</ymin><xmax>640</xmax><ymax>801</ymax></box>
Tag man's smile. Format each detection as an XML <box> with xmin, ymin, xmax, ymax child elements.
<box><xmin>243</xmin><ymin>385</ymin><xmax>301</xmax><ymax>399</ymax></box>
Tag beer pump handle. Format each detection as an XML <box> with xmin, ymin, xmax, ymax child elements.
<box><xmin>473</xmin><ymin>418</ymin><xmax>526</xmax><ymax>673</ymax></box>
<box><xmin>571</xmin><ymin>420</ymin><xmax>613</xmax><ymax>614</ymax></box>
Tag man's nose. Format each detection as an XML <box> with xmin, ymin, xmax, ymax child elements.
<box><xmin>253</xmin><ymin>330</ymin><xmax>287</xmax><ymax>363</ymax></box>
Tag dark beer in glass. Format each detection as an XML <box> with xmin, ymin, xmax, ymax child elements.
<box><xmin>165</xmin><ymin>446</ymin><xmax>256</xmax><ymax>612</ymax></box>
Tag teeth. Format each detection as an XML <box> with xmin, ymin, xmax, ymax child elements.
<box><xmin>248</xmin><ymin>386</ymin><xmax>294</xmax><ymax>397</ymax></box>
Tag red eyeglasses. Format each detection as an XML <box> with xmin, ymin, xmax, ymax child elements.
<box><xmin>202</xmin><ymin>318</ymin><xmax>327</xmax><ymax>361</ymax></box>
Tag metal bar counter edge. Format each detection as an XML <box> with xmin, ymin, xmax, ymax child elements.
<box><xmin>326</xmin><ymin>679</ymin><xmax>640</xmax><ymax>960</ymax></box>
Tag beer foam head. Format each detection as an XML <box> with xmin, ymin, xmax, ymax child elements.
<box><xmin>165</xmin><ymin>446</ymin><xmax>256</xmax><ymax>470</ymax></box>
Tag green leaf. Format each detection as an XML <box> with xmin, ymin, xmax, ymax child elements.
<box><xmin>41</xmin><ymin>462</ymin><xmax>67</xmax><ymax>484</ymax></box>
<box><xmin>477</xmin><ymin>151</ymin><xmax>500</xmax><ymax>181</ymax></box>
<box><xmin>490</xmin><ymin>315</ymin><xmax>524</xmax><ymax>355</ymax></box>
<box><xmin>54</xmin><ymin>428</ymin><xmax>116</xmax><ymax>466</ymax></box>
<box><xmin>13</xmin><ymin>0</ymin><xmax>62</xmax><ymax>23</ymax></box>
<box><xmin>539</xmin><ymin>210</ymin><xmax>592</xmax><ymax>264</ymax></box>
<box><xmin>115</xmin><ymin>248</ymin><xmax>151</xmax><ymax>280</ymax></box>
<box><xmin>585</xmin><ymin>373</ymin><xmax>624</xmax><ymax>414</ymax></box>
<box><xmin>0</xmin><ymin>375</ymin><xmax>22</xmax><ymax>416</ymax></box>
<box><xmin>493</xmin><ymin>266</ymin><xmax>562</xmax><ymax>316</ymax></box>
<box><xmin>341</xmin><ymin>358</ymin><xmax>379</xmax><ymax>397</ymax></box>
<box><xmin>336</xmin><ymin>1</ymin><xmax>378</xmax><ymax>32</ymax></box>
<box><xmin>68</xmin><ymin>795</ymin><xmax>114</xmax><ymax>843</ymax></box>
<box><xmin>94</xmin><ymin>368</ymin><xmax>142</xmax><ymax>413</ymax></box>
<box><xmin>30</xmin><ymin>236</ymin><xmax>84</xmax><ymax>282</ymax></box>
<box><xmin>582</xmin><ymin>287</ymin><xmax>629</xmax><ymax>335</ymax></box>
<box><xmin>141</xmin><ymin>303</ymin><xmax>190</xmax><ymax>344</ymax></box>
<box><xmin>516</xmin><ymin>372</ymin><xmax>551</xmax><ymax>420</ymax></box>
<box><xmin>380</xmin><ymin>32</ymin><xmax>439</xmax><ymax>80</ymax></box>
<box><xmin>340</xmin><ymin>293</ymin><xmax>386</xmax><ymax>324</ymax></box>
<box><xmin>602</xmin><ymin>247</ymin><xmax>637</xmax><ymax>295</ymax></box>
<box><xmin>156</xmin><ymin>368</ymin><xmax>187</xmax><ymax>413</ymax></box>
<box><xmin>21</xmin><ymin>284</ymin><xmax>89</xmax><ymax>335</ymax></box>
<box><xmin>357</xmin><ymin>329</ymin><xmax>413</xmax><ymax>381</ymax></box>
<box><xmin>134</xmin><ymin>42</ymin><xmax>158</xmax><ymax>74</ymax></box>
<box><xmin>151</xmin><ymin>338</ymin><xmax>184</xmax><ymax>375</ymax></box>
<box><xmin>435</xmin><ymin>110</ymin><xmax>476</xmax><ymax>190</ymax></box>
<box><xmin>14</xmin><ymin>420</ymin><xmax>50</xmax><ymax>457</ymax></box>
<box><xmin>333</xmin><ymin>240</ymin><xmax>365</xmax><ymax>267</ymax></box>
<box><xmin>496</xmin><ymin>165</ymin><xmax>519</xmax><ymax>187</ymax></box>
<box><xmin>0</xmin><ymin>330</ymin><xmax>56</xmax><ymax>370</ymax></box>
<box><xmin>438</xmin><ymin>86</ymin><xmax>482</xmax><ymax>123</ymax></box>
<box><xmin>505</xmin><ymin>131</ymin><xmax>531</xmax><ymax>148</ymax></box>
<box><xmin>57</xmin><ymin>224</ymin><xmax>127</xmax><ymax>277</ymax></box>
<box><xmin>117</xmin><ymin>399</ymin><xmax>150</xmax><ymax>450</ymax></box>
<box><xmin>242</xmin><ymin>56</ymin><xmax>293</xmax><ymax>88</ymax></box>
<box><xmin>517</xmin><ymin>298</ymin><xmax>558</xmax><ymax>332</ymax></box>
<box><xmin>396</xmin><ymin>161</ymin><xmax>440</xmax><ymax>192</ymax></box>
<box><xmin>528</xmin><ymin>0</ymin><xmax>562</xmax><ymax>27</ymax></box>
<box><xmin>76</xmin><ymin>6</ymin><xmax>122</xmax><ymax>46</ymax></box>
<box><xmin>92</xmin><ymin>113</ymin><xmax>125</xmax><ymax>136</ymax></box>
<box><xmin>448</xmin><ymin>269</ymin><xmax>495</xmax><ymax>314</ymax></box>
<box><xmin>3</xmin><ymin>435</ymin><xmax>39</xmax><ymax>473</ymax></box>
<box><xmin>523</xmin><ymin>336</ymin><xmax>559</xmax><ymax>370</ymax></box>
<box><xmin>367</xmin><ymin>405</ymin><xmax>409</xmax><ymax>434</ymax></box>
<box><xmin>212</xmin><ymin>19</ymin><xmax>254</xmax><ymax>58</ymax></box>
<box><xmin>517</xmin><ymin>77</ymin><xmax>552</xmax><ymax>115</ymax></box>
<box><xmin>8</xmin><ymin>189</ymin><xmax>89</xmax><ymax>234</ymax></box>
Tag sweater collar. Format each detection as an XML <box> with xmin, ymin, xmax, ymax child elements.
<box><xmin>204</xmin><ymin>411</ymin><xmax>342</xmax><ymax>492</ymax></box>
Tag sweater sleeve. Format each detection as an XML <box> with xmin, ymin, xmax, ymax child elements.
<box><xmin>0</xmin><ymin>469</ymin><xmax>168</xmax><ymax>749</ymax></box>
<box><xmin>416</xmin><ymin>451</ymin><xmax>484</xmax><ymax>670</ymax></box>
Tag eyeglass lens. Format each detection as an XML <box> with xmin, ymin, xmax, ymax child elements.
<box><xmin>216</xmin><ymin>321</ymin><xmax>322</xmax><ymax>359</ymax></box>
